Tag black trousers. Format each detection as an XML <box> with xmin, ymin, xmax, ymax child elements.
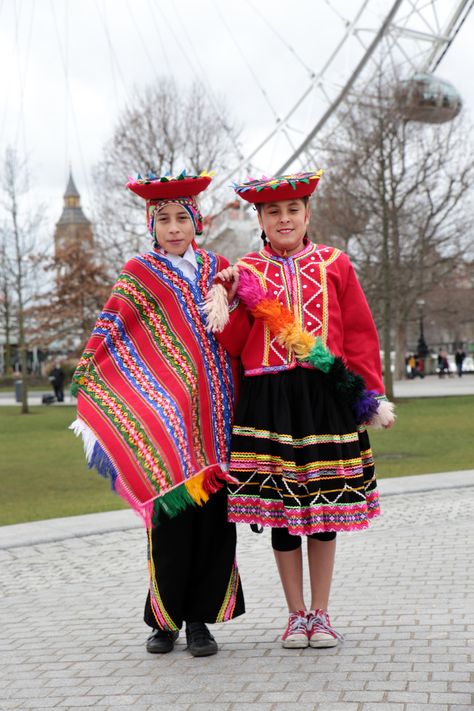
<box><xmin>144</xmin><ymin>487</ymin><xmax>245</xmax><ymax>631</ymax></box>
<box><xmin>53</xmin><ymin>384</ymin><xmax>64</xmax><ymax>402</ymax></box>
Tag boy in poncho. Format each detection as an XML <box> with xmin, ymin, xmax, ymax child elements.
<box><xmin>72</xmin><ymin>171</ymin><xmax>245</xmax><ymax>656</ymax></box>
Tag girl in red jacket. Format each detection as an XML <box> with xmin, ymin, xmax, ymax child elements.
<box><xmin>204</xmin><ymin>170</ymin><xmax>394</xmax><ymax>650</ymax></box>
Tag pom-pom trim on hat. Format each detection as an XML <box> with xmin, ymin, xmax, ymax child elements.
<box><xmin>126</xmin><ymin>169</ymin><xmax>214</xmax><ymax>200</ymax></box>
<box><xmin>233</xmin><ymin>170</ymin><xmax>323</xmax><ymax>204</ymax></box>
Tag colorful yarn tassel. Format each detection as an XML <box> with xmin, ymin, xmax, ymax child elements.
<box><xmin>152</xmin><ymin>483</ymin><xmax>195</xmax><ymax>524</ymax></box>
<box><xmin>89</xmin><ymin>440</ymin><xmax>118</xmax><ymax>488</ymax></box>
<box><xmin>152</xmin><ymin>465</ymin><xmax>230</xmax><ymax>526</ymax></box>
<box><xmin>235</xmin><ymin>269</ymin><xmax>381</xmax><ymax>426</ymax></box>
<box><xmin>353</xmin><ymin>389</ymin><xmax>380</xmax><ymax>423</ymax></box>
<box><xmin>71</xmin><ymin>416</ymin><xmax>233</xmax><ymax>527</ymax></box>
<box><xmin>70</xmin><ymin>417</ymin><xmax>155</xmax><ymax>527</ymax></box>
<box><xmin>236</xmin><ymin>267</ymin><xmax>267</xmax><ymax>309</ymax></box>
<box><xmin>185</xmin><ymin>471</ymin><xmax>210</xmax><ymax>506</ymax></box>
<box><xmin>202</xmin><ymin>282</ymin><xmax>230</xmax><ymax>332</ymax></box>
<box><xmin>307</xmin><ymin>337</ymin><xmax>335</xmax><ymax>373</ymax></box>
<box><xmin>202</xmin><ymin>266</ymin><xmax>389</xmax><ymax>426</ymax></box>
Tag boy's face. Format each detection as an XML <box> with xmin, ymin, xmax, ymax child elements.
<box><xmin>257</xmin><ymin>199</ymin><xmax>310</xmax><ymax>256</ymax></box>
<box><xmin>154</xmin><ymin>203</ymin><xmax>195</xmax><ymax>256</ymax></box>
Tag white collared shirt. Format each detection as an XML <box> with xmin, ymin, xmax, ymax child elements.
<box><xmin>159</xmin><ymin>245</ymin><xmax>198</xmax><ymax>281</ymax></box>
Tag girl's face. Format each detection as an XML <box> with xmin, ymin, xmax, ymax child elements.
<box><xmin>257</xmin><ymin>199</ymin><xmax>310</xmax><ymax>256</ymax></box>
<box><xmin>154</xmin><ymin>203</ymin><xmax>195</xmax><ymax>256</ymax></box>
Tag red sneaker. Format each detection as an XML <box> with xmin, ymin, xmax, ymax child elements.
<box><xmin>307</xmin><ymin>609</ymin><xmax>342</xmax><ymax>648</ymax></box>
<box><xmin>281</xmin><ymin>610</ymin><xmax>308</xmax><ymax>648</ymax></box>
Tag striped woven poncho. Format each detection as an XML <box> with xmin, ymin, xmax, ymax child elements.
<box><xmin>71</xmin><ymin>248</ymin><xmax>235</xmax><ymax>528</ymax></box>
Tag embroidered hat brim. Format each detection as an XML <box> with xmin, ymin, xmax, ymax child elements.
<box><xmin>234</xmin><ymin>170</ymin><xmax>323</xmax><ymax>204</ymax></box>
<box><xmin>127</xmin><ymin>171</ymin><xmax>213</xmax><ymax>200</ymax></box>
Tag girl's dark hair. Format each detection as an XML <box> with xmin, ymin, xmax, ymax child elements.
<box><xmin>255</xmin><ymin>195</ymin><xmax>309</xmax><ymax>214</ymax></box>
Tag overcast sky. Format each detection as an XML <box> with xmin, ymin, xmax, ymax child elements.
<box><xmin>1</xmin><ymin>0</ymin><xmax>473</xmax><ymax>233</ymax></box>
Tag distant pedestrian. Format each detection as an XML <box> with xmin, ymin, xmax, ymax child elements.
<box><xmin>407</xmin><ymin>354</ymin><xmax>416</xmax><ymax>378</ymax></box>
<box><xmin>437</xmin><ymin>350</ymin><xmax>450</xmax><ymax>378</ymax></box>
<box><xmin>455</xmin><ymin>349</ymin><xmax>466</xmax><ymax>377</ymax></box>
<box><xmin>416</xmin><ymin>356</ymin><xmax>425</xmax><ymax>379</ymax></box>
<box><xmin>49</xmin><ymin>362</ymin><xmax>65</xmax><ymax>402</ymax></box>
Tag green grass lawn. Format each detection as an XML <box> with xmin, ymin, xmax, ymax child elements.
<box><xmin>0</xmin><ymin>385</ymin><xmax>51</xmax><ymax>393</ymax></box>
<box><xmin>1</xmin><ymin>406</ymin><xmax>127</xmax><ymax>526</ymax></box>
<box><xmin>370</xmin><ymin>395</ymin><xmax>474</xmax><ymax>477</ymax></box>
<box><xmin>1</xmin><ymin>396</ymin><xmax>473</xmax><ymax>526</ymax></box>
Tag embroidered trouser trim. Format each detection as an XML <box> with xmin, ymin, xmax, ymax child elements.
<box><xmin>144</xmin><ymin>487</ymin><xmax>245</xmax><ymax>630</ymax></box>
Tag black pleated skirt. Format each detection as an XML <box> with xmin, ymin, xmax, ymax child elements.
<box><xmin>228</xmin><ymin>367</ymin><xmax>380</xmax><ymax>535</ymax></box>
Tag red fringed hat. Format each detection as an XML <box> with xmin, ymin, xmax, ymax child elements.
<box><xmin>126</xmin><ymin>170</ymin><xmax>214</xmax><ymax>237</ymax></box>
<box><xmin>126</xmin><ymin>170</ymin><xmax>213</xmax><ymax>200</ymax></box>
<box><xmin>233</xmin><ymin>170</ymin><xmax>323</xmax><ymax>204</ymax></box>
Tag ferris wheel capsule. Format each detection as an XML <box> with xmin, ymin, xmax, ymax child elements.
<box><xmin>395</xmin><ymin>73</ymin><xmax>462</xmax><ymax>124</ymax></box>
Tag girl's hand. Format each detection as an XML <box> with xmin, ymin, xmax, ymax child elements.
<box><xmin>214</xmin><ymin>266</ymin><xmax>240</xmax><ymax>303</ymax></box>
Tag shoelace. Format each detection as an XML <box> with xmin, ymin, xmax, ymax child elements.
<box><xmin>308</xmin><ymin>610</ymin><xmax>344</xmax><ymax>641</ymax></box>
<box><xmin>287</xmin><ymin>612</ymin><xmax>308</xmax><ymax>635</ymax></box>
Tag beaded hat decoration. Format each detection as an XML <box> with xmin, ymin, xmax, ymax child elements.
<box><xmin>126</xmin><ymin>169</ymin><xmax>214</xmax><ymax>237</ymax></box>
<box><xmin>233</xmin><ymin>170</ymin><xmax>323</xmax><ymax>204</ymax></box>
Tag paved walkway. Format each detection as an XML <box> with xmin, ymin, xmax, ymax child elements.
<box><xmin>1</xmin><ymin>374</ymin><xmax>474</xmax><ymax>407</ymax></box>
<box><xmin>391</xmin><ymin>374</ymin><xmax>474</xmax><ymax>398</ymax></box>
<box><xmin>1</xmin><ymin>472</ymin><xmax>473</xmax><ymax>710</ymax></box>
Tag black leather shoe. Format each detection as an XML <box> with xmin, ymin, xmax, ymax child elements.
<box><xmin>185</xmin><ymin>622</ymin><xmax>218</xmax><ymax>657</ymax></box>
<box><xmin>146</xmin><ymin>628</ymin><xmax>179</xmax><ymax>654</ymax></box>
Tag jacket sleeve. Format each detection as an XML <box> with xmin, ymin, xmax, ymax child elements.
<box><xmin>210</xmin><ymin>253</ymin><xmax>252</xmax><ymax>357</ymax></box>
<box><xmin>214</xmin><ymin>300</ymin><xmax>252</xmax><ymax>357</ymax></box>
<box><xmin>338</xmin><ymin>255</ymin><xmax>385</xmax><ymax>394</ymax></box>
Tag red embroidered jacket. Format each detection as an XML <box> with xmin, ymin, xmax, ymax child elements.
<box><xmin>216</xmin><ymin>241</ymin><xmax>385</xmax><ymax>394</ymax></box>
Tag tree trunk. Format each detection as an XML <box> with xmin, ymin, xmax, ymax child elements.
<box><xmin>18</xmin><ymin>308</ymin><xmax>29</xmax><ymax>414</ymax></box>
<box><xmin>10</xmin><ymin>175</ymin><xmax>29</xmax><ymax>414</ymax></box>
<box><xmin>5</xmin><ymin>342</ymin><xmax>12</xmax><ymax>376</ymax></box>
<box><xmin>379</xmin><ymin>126</ymin><xmax>393</xmax><ymax>400</ymax></box>
<box><xmin>394</xmin><ymin>320</ymin><xmax>407</xmax><ymax>380</ymax></box>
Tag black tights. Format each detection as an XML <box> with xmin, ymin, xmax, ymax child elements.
<box><xmin>272</xmin><ymin>527</ymin><xmax>336</xmax><ymax>552</ymax></box>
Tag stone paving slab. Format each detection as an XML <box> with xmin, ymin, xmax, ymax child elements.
<box><xmin>392</xmin><ymin>374</ymin><xmax>474</xmax><ymax>399</ymax></box>
<box><xmin>1</xmin><ymin>471</ymin><xmax>473</xmax><ymax>550</ymax></box>
<box><xmin>1</xmin><ymin>487</ymin><xmax>473</xmax><ymax>710</ymax></box>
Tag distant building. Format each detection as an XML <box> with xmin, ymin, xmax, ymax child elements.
<box><xmin>54</xmin><ymin>172</ymin><xmax>93</xmax><ymax>256</ymax></box>
<box><xmin>0</xmin><ymin>174</ymin><xmax>96</xmax><ymax>376</ymax></box>
<box><xmin>48</xmin><ymin>172</ymin><xmax>100</xmax><ymax>359</ymax></box>
<box><xmin>200</xmin><ymin>200</ymin><xmax>260</xmax><ymax>262</ymax></box>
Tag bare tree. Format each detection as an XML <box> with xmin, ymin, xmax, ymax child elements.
<box><xmin>312</xmin><ymin>77</ymin><xmax>474</xmax><ymax>396</ymax></box>
<box><xmin>31</xmin><ymin>240</ymin><xmax>113</xmax><ymax>357</ymax></box>
<box><xmin>92</xmin><ymin>78</ymin><xmax>241</xmax><ymax>274</ymax></box>
<box><xmin>0</xmin><ymin>236</ymin><xmax>15</xmax><ymax>376</ymax></box>
<box><xmin>0</xmin><ymin>148</ymin><xmax>46</xmax><ymax>412</ymax></box>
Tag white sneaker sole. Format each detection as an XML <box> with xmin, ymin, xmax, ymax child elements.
<box><xmin>309</xmin><ymin>635</ymin><xmax>338</xmax><ymax>648</ymax></box>
<box><xmin>282</xmin><ymin>635</ymin><xmax>309</xmax><ymax>649</ymax></box>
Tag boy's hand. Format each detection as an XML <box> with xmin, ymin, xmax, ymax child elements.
<box><xmin>214</xmin><ymin>266</ymin><xmax>240</xmax><ymax>303</ymax></box>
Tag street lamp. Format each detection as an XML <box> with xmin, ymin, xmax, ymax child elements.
<box><xmin>416</xmin><ymin>299</ymin><xmax>430</xmax><ymax>358</ymax></box>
